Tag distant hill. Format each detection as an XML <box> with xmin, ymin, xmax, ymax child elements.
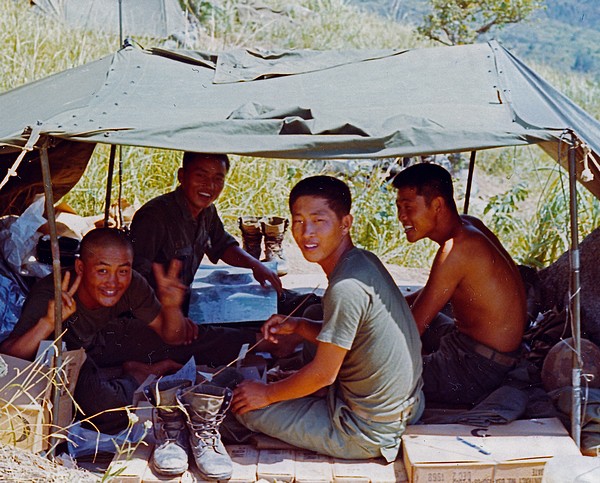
<box><xmin>350</xmin><ymin>0</ymin><xmax>600</xmax><ymax>79</ymax></box>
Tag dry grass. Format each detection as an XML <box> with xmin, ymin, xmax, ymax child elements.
<box><xmin>0</xmin><ymin>442</ymin><xmax>98</xmax><ymax>482</ymax></box>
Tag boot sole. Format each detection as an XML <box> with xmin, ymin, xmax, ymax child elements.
<box><xmin>152</xmin><ymin>464</ymin><xmax>189</xmax><ymax>477</ymax></box>
<box><xmin>196</xmin><ymin>470</ymin><xmax>233</xmax><ymax>480</ymax></box>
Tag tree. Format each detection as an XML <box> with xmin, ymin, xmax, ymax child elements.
<box><xmin>417</xmin><ymin>0</ymin><xmax>545</xmax><ymax>46</ymax></box>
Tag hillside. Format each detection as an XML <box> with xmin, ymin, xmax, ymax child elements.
<box><xmin>351</xmin><ymin>0</ymin><xmax>600</xmax><ymax>79</ymax></box>
<box><xmin>1</xmin><ymin>0</ymin><xmax>599</xmax><ymax>269</ymax></box>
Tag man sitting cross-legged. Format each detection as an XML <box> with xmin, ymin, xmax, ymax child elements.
<box><xmin>231</xmin><ymin>175</ymin><xmax>424</xmax><ymax>462</ymax></box>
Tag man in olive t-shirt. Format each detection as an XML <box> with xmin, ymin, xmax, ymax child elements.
<box><xmin>231</xmin><ymin>176</ymin><xmax>423</xmax><ymax>461</ymax></box>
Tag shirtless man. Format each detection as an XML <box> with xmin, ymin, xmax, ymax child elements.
<box><xmin>393</xmin><ymin>163</ymin><xmax>527</xmax><ymax>405</ymax></box>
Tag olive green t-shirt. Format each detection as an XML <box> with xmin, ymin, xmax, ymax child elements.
<box><xmin>317</xmin><ymin>248</ymin><xmax>423</xmax><ymax>421</ymax></box>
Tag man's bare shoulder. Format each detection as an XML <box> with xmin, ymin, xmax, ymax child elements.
<box><xmin>438</xmin><ymin>223</ymin><xmax>492</xmax><ymax>263</ymax></box>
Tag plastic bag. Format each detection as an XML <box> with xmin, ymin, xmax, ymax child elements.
<box><xmin>0</xmin><ymin>196</ymin><xmax>50</xmax><ymax>278</ymax></box>
<box><xmin>67</xmin><ymin>419</ymin><xmax>149</xmax><ymax>458</ymax></box>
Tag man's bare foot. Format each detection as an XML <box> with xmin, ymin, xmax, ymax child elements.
<box><xmin>122</xmin><ymin>359</ymin><xmax>183</xmax><ymax>384</ymax></box>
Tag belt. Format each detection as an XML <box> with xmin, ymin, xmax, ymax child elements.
<box><xmin>349</xmin><ymin>385</ymin><xmax>421</xmax><ymax>423</ymax></box>
<box><xmin>470</xmin><ymin>341</ymin><xmax>520</xmax><ymax>367</ymax></box>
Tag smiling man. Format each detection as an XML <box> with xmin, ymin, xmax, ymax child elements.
<box><xmin>392</xmin><ymin>162</ymin><xmax>527</xmax><ymax>406</ymax></box>
<box><xmin>130</xmin><ymin>152</ymin><xmax>281</xmax><ymax>298</ymax></box>
<box><xmin>231</xmin><ymin>176</ymin><xmax>423</xmax><ymax>461</ymax></box>
<box><xmin>129</xmin><ymin>152</ymin><xmax>315</xmax><ymax>361</ymax></box>
<box><xmin>0</xmin><ymin>228</ymin><xmax>195</xmax><ymax>433</ymax></box>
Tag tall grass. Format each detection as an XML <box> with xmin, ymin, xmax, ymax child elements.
<box><xmin>2</xmin><ymin>0</ymin><xmax>600</xmax><ymax>269</ymax></box>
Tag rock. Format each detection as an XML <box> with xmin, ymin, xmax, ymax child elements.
<box><xmin>538</xmin><ymin>225</ymin><xmax>600</xmax><ymax>346</ymax></box>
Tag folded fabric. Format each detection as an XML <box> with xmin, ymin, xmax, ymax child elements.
<box><xmin>453</xmin><ymin>385</ymin><xmax>528</xmax><ymax>426</ymax></box>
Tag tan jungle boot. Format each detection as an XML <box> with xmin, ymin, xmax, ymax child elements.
<box><xmin>261</xmin><ymin>216</ymin><xmax>290</xmax><ymax>276</ymax></box>
<box><xmin>238</xmin><ymin>216</ymin><xmax>263</xmax><ymax>260</ymax></box>
<box><xmin>144</xmin><ymin>379</ymin><xmax>192</xmax><ymax>476</ymax></box>
<box><xmin>177</xmin><ymin>384</ymin><xmax>233</xmax><ymax>480</ymax></box>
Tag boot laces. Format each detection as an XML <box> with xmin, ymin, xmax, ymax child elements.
<box><xmin>189</xmin><ymin>413</ymin><xmax>226</xmax><ymax>449</ymax></box>
<box><xmin>265</xmin><ymin>236</ymin><xmax>284</xmax><ymax>255</ymax></box>
<box><xmin>158</xmin><ymin>410</ymin><xmax>186</xmax><ymax>442</ymax></box>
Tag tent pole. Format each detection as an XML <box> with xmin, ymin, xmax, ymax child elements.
<box><xmin>463</xmin><ymin>151</ymin><xmax>476</xmax><ymax>214</ymax></box>
<box><xmin>567</xmin><ymin>132</ymin><xmax>582</xmax><ymax>448</ymax></box>
<box><xmin>40</xmin><ymin>137</ymin><xmax>63</xmax><ymax>457</ymax></box>
<box><xmin>118</xmin><ymin>0</ymin><xmax>123</xmax><ymax>47</ymax></box>
<box><xmin>104</xmin><ymin>144</ymin><xmax>117</xmax><ymax>227</ymax></box>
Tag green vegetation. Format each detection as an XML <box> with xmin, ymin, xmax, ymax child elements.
<box><xmin>353</xmin><ymin>0</ymin><xmax>600</xmax><ymax>81</ymax></box>
<box><xmin>1</xmin><ymin>0</ymin><xmax>599</xmax><ymax>271</ymax></box>
<box><xmin>416</xmin><ymin>0</ymin><xmax>544</xmax><ymax>46</ymax></box>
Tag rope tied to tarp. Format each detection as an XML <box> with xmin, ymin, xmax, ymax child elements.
<box><xmin>0</xmin><ymin>123</ymin><xmax>43</xmax><ymax>192</ymax></box>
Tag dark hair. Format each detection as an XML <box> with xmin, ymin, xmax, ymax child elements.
<box><xmin>392</xmin><ymin>162</ymin><xmax>456</xmax><ymax>208</ymax></box>
<box><xmin>182</xmin><ymin>152</ymin><xmax>230</xmax><ymax>172</ymax></box>
<box><xmin>289</xmin><ymin>176</ymin><xmax>351</xmax><ymax>218</ymax></box>
<box><xmin>79</xmin><ymin>228</ymin><xmax>132</xmax><ymax>261</ymax></box>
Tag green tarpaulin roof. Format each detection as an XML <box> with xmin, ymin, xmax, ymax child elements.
<box><xmin>1</xmin><ymin>40</ymin><xmax>600</xmax><ymax>215</ymax></box>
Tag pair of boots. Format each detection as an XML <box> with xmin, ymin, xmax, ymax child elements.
<box><xmin>144</xmin><ymin>379</ymin><xmax>233</xmax><ymax>480</ymax></box>
<box><xmin>238</xmin><ymin>215</ymin><xmax>289</xmax><ymax>276</ymax></box>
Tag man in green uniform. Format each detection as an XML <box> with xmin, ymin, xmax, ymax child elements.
<box><xmin>0</xmin><ymin>228</ymin><xmax>255</xmax><ymax>433</ymax></box>
<box><xmin>231</xmin><ymin>176</ymin><xmax>423</xmax><ymax>461</ymax></box>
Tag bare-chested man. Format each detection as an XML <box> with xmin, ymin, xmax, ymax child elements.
<box><xmin>393</xmin><ymin>163</ymin><xmax>527</xmax><ymax>405</ymax></box>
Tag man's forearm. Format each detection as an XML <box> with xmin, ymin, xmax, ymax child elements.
<box><xmin>0</xmin><ymin>317</ymin><xmax>53</xmax><ymax>360</ymax></box>
<box><xmin>265</xmin><ymin>360</ymin><xmax>333</xmax><ymax>404</ymax></box>
<box><xmin>158</xmin><ymin>307</ymin><xmax>189</xmax><ymax>345</ymax></box>
<box><xmin>221</xmin><ymin>245</ymin><xmax>259</xmax><ymax>269</ymax></box>
<box><xmin>295</xmin><ymin>319</ymin><xmax>323</xmax><ymax>344</ymax></box>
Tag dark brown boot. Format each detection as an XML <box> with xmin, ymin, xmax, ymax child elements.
<box><xmin>238</xmin><ymin>216</ymin><xmax>263</xmax><ymax>260</ymax></box>
<box><xmin>262</xmin><ymin>216</ymin><xmax>289</xmax><ymax>276</ymax></box>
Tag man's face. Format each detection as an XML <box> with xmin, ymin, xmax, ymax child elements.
<box><xmin>291</xmin><ymin>195</ymin><xmax>351</xmax><ymax>271</ymax></box>
<box><xmin>178</xmin><ymin>156</ymin><xmax>227</xmax><ymax>217</ymax></box>
<box><xmin>75</xmin><ymin>245</ymin><xmax>133</xmax><ymax>309</ymax></box>
<box><xmin>395</xmin><ymin>187</ymin><xmax>437</xmax><ymax>243</ymax></box>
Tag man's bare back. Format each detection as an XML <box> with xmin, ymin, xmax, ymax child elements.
<box><xmin>393</xmin><ymin>162</ymin><xmax>527</xmax><ymax>405</ymax></box>
<box><xmin>394</xmin><ymin>168</ymin><xmax>526</xmax><ymax>354</ymax></box>
<box><xmin>439</xmin><ymin>218</ymin><xmax>526</xmax><ymax>352</ymax></box>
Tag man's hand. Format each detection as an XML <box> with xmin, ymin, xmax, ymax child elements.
<box><xmin>152</xmin><ymin>259</ymin><xmax>187</xmax><ymax>309</ymax></box>
<box><xmin>261</xmin><ymin>314</ymin><xmax>300</xmax><ymax>344</ymax></box>
<box><xmin>252</xmin><ymin>262</ymin><xmax>282</xmax><ymax>294</ymax></box>
<box><xmin>232</xmin><ymin>380</ymin><xmax>272</xmax><ymax>415</ymax></box>
<box><xmin>44</xmin><ymin>271</ymin><xmax>82</xmax><ymax>330</ymax></box>
<box><xmin>180</xmin><ymin>317</ymin><xmax>199</xmax><ymax>345</ymax></box>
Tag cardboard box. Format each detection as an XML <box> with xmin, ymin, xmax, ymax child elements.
<box><xmin>402</xmin><ymin>418</ymin><xmax>581</xmax><ymax>483</ymax></box>
<box><xmin>0</xmin><ymin>349</ymin><xmax>85</xmax><ymax>453</ymax></box>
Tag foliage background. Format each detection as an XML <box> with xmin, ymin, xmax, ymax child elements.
<box><xmin>1</xmin><ymin>0</ymin><xmax>599</xmax><ymax>270</ymax></box>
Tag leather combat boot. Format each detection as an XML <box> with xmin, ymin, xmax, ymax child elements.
<box><xmin>238</xmin><ymin>215</ymin><xmax>263</xmax><ymax>260</ymax></box>
<box><xmin>177</xmin><ymin>384</ymin><xmax>233</xmax><ymax>480</ymax></box>
<box><xmin>261</xmin><ymin>216</ymin><xmax>289</xmax><ymax>276</ymax></box>
<box><xmin>144</xmin><ymin>379</ymin><xmax>192</xmax><ymax>476</ymax></box>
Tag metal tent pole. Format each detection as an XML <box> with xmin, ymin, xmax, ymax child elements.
<box><xmin>567</xmin><ymin>132</ymin><xmax>582</xmax><ymax>448</ymax></box>
<box><xmin>463</xmin><ymin>151</ymin><xmax>476</xmax><ymax>214</ymax></box>
<box><xmin>39</xmin><ymin>137</ymin><xmax>63</xmax><ymax>456</ymax></box>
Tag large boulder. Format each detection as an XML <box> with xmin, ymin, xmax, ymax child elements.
<box><xmin>538</xmin><ymin>225</ymin><xmax>600</xmax><ymax>346</ymax></box>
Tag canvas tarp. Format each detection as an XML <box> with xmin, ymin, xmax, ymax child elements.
<box><xmin>1</xmin><ymin>40</ymin><xmax>600</xmax><ymax>215</ymax></box>
<box><xmin>30</xmin><ymin>0</ymin><xmax>191</xmax><ymax>39</ymax></box>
